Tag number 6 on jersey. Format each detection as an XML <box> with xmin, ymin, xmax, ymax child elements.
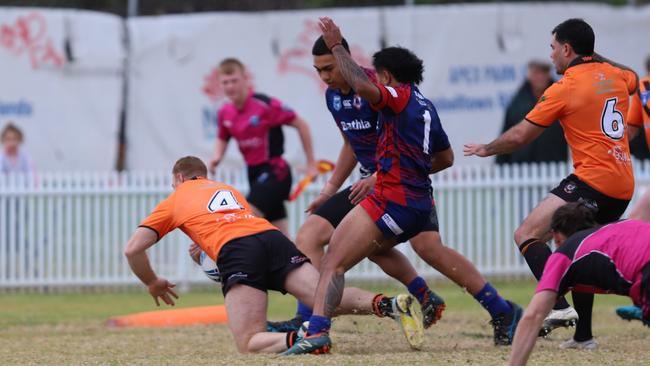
<box><xmin>207</xmin><ymin>190</ymin><xmax>243</xmax><ymax>212</ymax></box>
<box><xmin>601</xmin><ymin>97</ymin><xmax>625</xmax><ymax>140</ymax></box>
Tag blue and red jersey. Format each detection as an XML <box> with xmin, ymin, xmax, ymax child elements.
<box><xmin>371</xmin><ymin>83</ymin><xmax>450</xmax><ymax>210</ymax></box>
<box><xmin>325</xmin><ymin>68</ymin><xmax>379</xmax><ymax>177</ymax></box>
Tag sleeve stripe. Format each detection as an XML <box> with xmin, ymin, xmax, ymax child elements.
<box><xmin>525</xmin><ymin>118</ymin><xmax>548</xmax><ymax>128</ymax></box>
<box><xmin>138</xmin><ymin>225</ymin><xmax>161</xmax><ymax>242</ymax></box>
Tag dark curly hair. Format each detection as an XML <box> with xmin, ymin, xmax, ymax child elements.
<box><xmin>372</xmin><ymin>46</ymin><xmax>424</xmax><ymax>85</ymax></box>
<box><xmin>550</xmin><ymin>201</ymin><xmax>598</xmax><ymax>238</ymax></box>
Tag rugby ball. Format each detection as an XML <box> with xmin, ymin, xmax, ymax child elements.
<box><xmin>199</xmin><ymin>251</ymin><xmax>221</xmax><ymax>283</ymax></box>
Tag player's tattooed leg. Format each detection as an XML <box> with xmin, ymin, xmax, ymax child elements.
<box><xmin>324</xmin><ymin>272</ymin><xmax>345</xmax><ymax>317</ymax></box>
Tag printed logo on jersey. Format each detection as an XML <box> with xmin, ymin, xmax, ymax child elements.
<box><xmin>290</xmin><ymin>255</ymin><xmax>309</xmax><ymax>264</ymax></box>
<box><xmin>608</xmin><ymin>144</ymin><xmax>632</xmax><ymax>164</ymax></box>
<box><xmin>577</xmin><ymin>198</ymin><xmax>598</xmax><ymax>212</ymax></box>
<box><xmin>333</xmin><ymin>95</ymin><xmax>342</xmax><ymax>111</ymax></box>
<box><xmin>642</xmin><ymin>91</ymin><xmax>649</xmax><ymax>106</ymax></box>
<box><xmin>340</xmin><ymin>119</ymin><xmax>372</xmax><ymax>131</ymax></box>
<box><xmin>227</xmin><ymin>272</ymin><xmax>248</xmax><ymax>281</ymax></box>
<box><xmin>353</xmin><ymin>95</ymin><xmax>362</xmax><ymax>110</ymax></box>
<box><xmin>249</xmin><ymin>115</ymin><xmax>260</xmax><ymax>126</ymax></box>
<box><xmin>239</xmin><ymin>136</ymin><xmax>263</xmax><ymax>148</ymax></box>
<box><xmin>414</xmin><ymin>90</ymin><xmax>428</xmax><ymax>106</ymax></box>
<box><xmin>343</xmin><ymin>99</ymin><xmax>353</xmax><ymax>109</ymax></box>
<box><xmin>381</xmin><ymin>213</ymin><xmax>404</xmax><ymax>235</ymax></box>
<box><xmin>564</xmin><ymin>181</ymin><xmax>577</xmax><ymax>194</ymax></box>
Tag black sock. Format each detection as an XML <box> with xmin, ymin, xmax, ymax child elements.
<box><xmin>519</xmin><ymin>238</ymin><xmax>570</xmax><ymax>310</ymax></box>
<box><xmin>286</xmin><ymin>331</ymin><xmax>298</xmax><ymax>348</ymax></box>
<box><xmin>553</xmin><ymin>297</ymin><xmax>571</xmax><ymax>310</ymax></box>
<box><xmin>572</xmin><ymin>292</ymin><xmax>594</xmax><ymax>342</ymax></box>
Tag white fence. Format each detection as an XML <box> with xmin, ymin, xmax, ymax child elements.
<box><xmin>2</xmin><ymin>162</ymin><xmax>650</xmax><ymax>290</ymax></box>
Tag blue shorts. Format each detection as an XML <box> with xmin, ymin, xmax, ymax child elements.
<box><xmin>360</xmin><ymin>193</ymin><xmax>432</xmax><ymax>243</ymax></box>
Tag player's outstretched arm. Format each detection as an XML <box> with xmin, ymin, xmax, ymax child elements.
<box><xmin>307</xmin><ymin>137</ymin><xmax>357</xmax><ymax>213</ymax></box>
<box><xmin>209</xmin><ymin>138</ymin><xmax>229</xmax><ymax>174</ymax></box>
<box><xmin>429</xmin><ymin>147</ymin><xmax>454</xmax><ymax>174</ymax></box>
<box><xmin>464</xmin><ymin>120</ymin><xmax>545</xmax><ymax>157</ymax></box>
<box><xmin>508</xmin><ymin>291</ymin><xmax>556</xmax><ymax>366</ymax></box>
<box><xmin>288</xmin><ymin>116</ymin><xmax>318</xmax><ymax>174</ymax></box>
<box><xmin>125</xmin><ymin>227</ymin><xmax>179</xmax><ymax>306</ymax></box>
<box><xmin>328</xmin><ymin>135</ymin><xmax>358</xmax><ymax>192</ymax></box>
<box><xmin>318</xmin><ymin>17</ymin><xmax>381</xmax><ymax>104</ymax></box>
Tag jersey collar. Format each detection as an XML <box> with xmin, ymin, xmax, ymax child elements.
<box><xmin>567</xmin><ymin>55</ymin><xmax>598</xmax><ymax>70</ymax></box>
<box><xmin>235</xmin><ymin>90</ymin><xmax>255</xmax><ymax>111</ymax></box>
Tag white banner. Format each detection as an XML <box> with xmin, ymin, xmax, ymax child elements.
<box><xmin>126</xmin><ymin>4</ymin><xmax>650</xmax><ymax>170</ymax></box>
<box><xmin>0</xmin><ymin>8</ymin><xmax>124</xmax><ymax>171</ymax></box>
<box><xmin>3</xmin><ymin>5</ymin><xmax>650</xmax><ymax>171</ymax></box>
<box><xmin>126</xmin><ymin>9</ymin><xmax>382</xmax><ymax>171</ymax></box>
<box><xmin>384</xmin><ymin>3</ymin><xmax>650</xmax><ymax>165</ymax></box>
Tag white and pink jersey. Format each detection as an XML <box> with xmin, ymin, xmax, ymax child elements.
<box><xmin>537</xmin><ymin>220</ymin><xmax>650</xmax><ymax>308</ymax></box>
<box><xmin>217</xmin><ymin>91</ymin><xmax>296</xmax><ymax>167</ymax></box>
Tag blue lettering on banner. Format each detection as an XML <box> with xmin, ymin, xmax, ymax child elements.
<box><xmin>433</xmin><ymin>95</ymin><xmax>494</xmax><ymax>111</ymax></box>
<box><xmin>449</xmin><ymin>64</ymin><xmax>520</xmax><ymax>85</ymax></box>
<box><xmin>0</xmin><ymin>100</ymin><xmax>33</xmax><ymax>116</ymax></box>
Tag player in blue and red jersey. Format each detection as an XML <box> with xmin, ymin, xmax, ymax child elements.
<box><xmin>209</xmin><ymin>58</ymin><xmax>317</xmax><ymax>236</ymax></box>
<box><xmin>270</xmin><ymin>37</ymin><xmax>448</xmax><ymax>336</ymax></box>
<box><xmin>284</xmin><ymin>18</ymin><xmax>522</xmax><ymax>355</ymax></box>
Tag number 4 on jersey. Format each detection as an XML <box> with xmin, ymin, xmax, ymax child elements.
<box><xmin>601</xmin><ymin>97</ymin><xmax>625</xmax><ymax>140</ymax></box>
<box><xmin>207</xmin><ymin>190</ymin><xmax>243</xmax><ymax>212</ymax></box>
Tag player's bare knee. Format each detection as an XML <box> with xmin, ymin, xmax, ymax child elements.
<box><xmin>514</xmin><ymin>225</ymin><xmax>533</xmax><ymax>245</ymax></box>
<box><xmin>295</xmin><ymin>228</ymin><xmax>324</xmax><ymax>252</ymax></box>
<box><xmin>234</xmin><ymin>333</ymin><xmax>255</xmax><ymax>353</ymax></box>
<box><xmin>411</xmin><ymin>233</ymin><xmax>443</xmax><ymax>253</ymax></box>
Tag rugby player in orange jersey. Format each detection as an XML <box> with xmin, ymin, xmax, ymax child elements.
<box><xmin>464</xmin><ymin>18</ymin><xmax>639</xmax><ymax>349</ymax></box>
<box><xmin>124</xmin><ymin>156</ymin><xmax>421</xmax><ymax>354</ymax></box>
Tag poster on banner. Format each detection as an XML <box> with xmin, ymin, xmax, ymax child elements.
<box><xmin>0</xmin><ymin>8</ymin><xmax>123</xmax><ymax>171</ymax></box>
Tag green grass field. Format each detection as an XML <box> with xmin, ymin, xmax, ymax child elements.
<box><xmin>1</xmin><ymin>279</ymin><xmax>648</xmax><ymax>365</ymax></box>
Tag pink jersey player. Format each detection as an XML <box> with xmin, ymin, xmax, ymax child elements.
<box><xmin>209</xmin><ymin>58</ymin><xmax>317</xmax><ymax>236</ymax></box>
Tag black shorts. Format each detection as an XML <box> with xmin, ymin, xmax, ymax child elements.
<box><xmin>216</xmin><ymin>230</ymin><xmax>309</xmax><ymax>297</ymax></box>
<box><xmin>550</xmin><ymin>174</ymin><xmax>630</xmax><ymax>224</ymax></box>
<box><xmin>314</xmin><ymin>185</ymin><xmax>440</xmax><ymax>232</ymax></box>
<box><xmin>247</xmin><ymin>163</ymin><xmax>292</xmax><ymax>222</ymax></box>
<box><xmin>313</xmin><ymin>186</ymin><xmax>356</xmax><ymax>227</ymax></box>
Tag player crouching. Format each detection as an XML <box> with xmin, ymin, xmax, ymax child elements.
<box><xmin>509</xmin><ymin>202</ymin><xmax>650</xmax><ymax>365</ymax></box>
<box><xmin>124</xmin><ymin>156</ymin><xmax>423</xmax><ymax>354</ymax></box>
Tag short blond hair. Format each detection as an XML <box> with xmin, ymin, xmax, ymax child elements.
<box><xmin>219</xmin><ymin>58</ymin><xmax>245</xmax><ymax>75</ymax></box>
<box><xmin>172</xmin><ymin>156</ymin><xmax>207</xmax><ymax>178</ymax></box>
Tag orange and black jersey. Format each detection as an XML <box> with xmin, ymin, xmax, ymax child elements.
<box><xmin>526</xmin><ymin>57</ymin><xmax>638</xmax><ymax>200</ymax></box>
<box><xmin>139</xmin><ymin>178</ymin><xmax>276</xmax><ymax>261</ymax></box>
